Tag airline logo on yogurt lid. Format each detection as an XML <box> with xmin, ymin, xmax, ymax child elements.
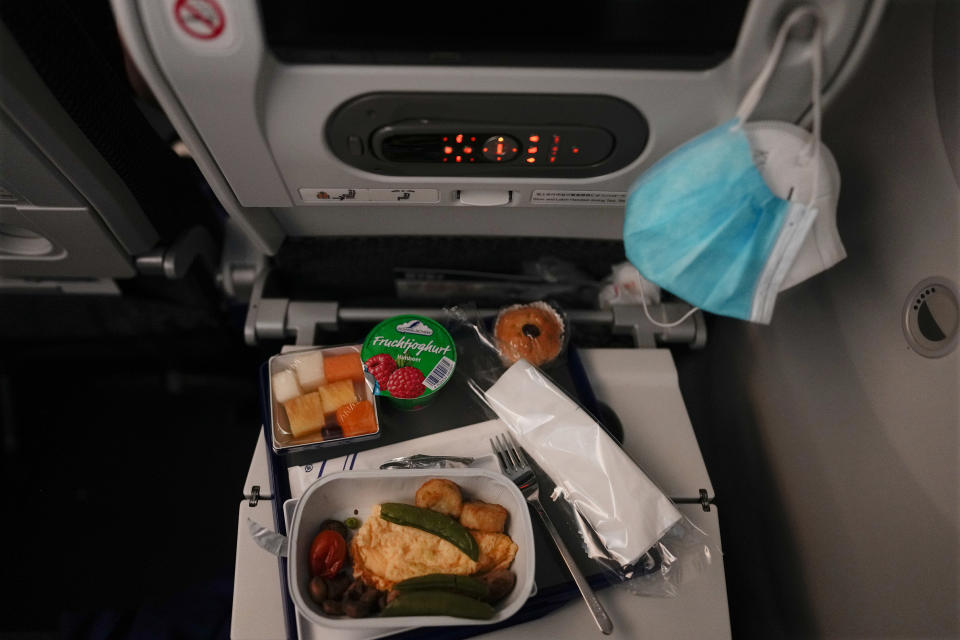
<box><xmin>396</xmin><ymin>319</ymin><xmax>433</xmax><ymax>336</ymax></box>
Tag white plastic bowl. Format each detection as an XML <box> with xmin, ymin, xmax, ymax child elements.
<box><xmin>287</xmin><ymin>468</ymin><xmax>536</xmax><ymax>629</ymax></box>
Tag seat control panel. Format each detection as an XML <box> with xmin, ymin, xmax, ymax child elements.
<box><xmin>326</xmin><ymin>92</ymin><xmax>648</xmax><ymax>178</ymax></box>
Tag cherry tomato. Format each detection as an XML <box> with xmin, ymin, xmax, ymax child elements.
<box><xmin>309</xmin><ymin>529</ymin><xmax>346</xmax><ymax>578</ymax></box>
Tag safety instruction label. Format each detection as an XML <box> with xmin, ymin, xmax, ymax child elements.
<box><xmin>530</xmin><ymin>190</ymin><xmax>627</xmax><ymax>205</ymax></box>
<box><xmin>298</xmin><ymin>188</ymin><xmax>439</xmax><ymax>203</ymax></box>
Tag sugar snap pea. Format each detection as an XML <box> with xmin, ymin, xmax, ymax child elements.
<box><xmin>394</xmin><ymin>574</ymin><xmax>489</xmax><ymax>600</ymax></box>
<box><xmin>379</xmin><ymin>503</ymin><xmax>479</xmax><ymax>561</ymax></box>
<box><xmin>379</xmin><ymin>590</ymin><xmax>495</xmax><ymax>619</ymax></box>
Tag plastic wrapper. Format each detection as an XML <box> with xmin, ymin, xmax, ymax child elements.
<box><xmin>490</xmin><ymin>300</ymin><xmax>569</xmax><ymax>368</ymax></box>
<box><xmin>447</xmin><ymin>304</ymin><xmax>713</xmax><ymax>597</ymax></box>
<box><xmin>597</xmin><ymin>261</ymin><xmax>662</xmax><ymax>308</ymax></box>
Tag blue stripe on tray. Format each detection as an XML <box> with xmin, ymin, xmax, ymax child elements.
<box><xmin>317</xmin><ymin>459</ymin><xmax>327</xmax><ymax>478</ymax></box>
<box><xmin>349</xmin><ymin>452</ymin><xmax>358</xmax><ymax>470</ymax></box>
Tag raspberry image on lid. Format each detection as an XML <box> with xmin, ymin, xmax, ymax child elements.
<box><xmin>364</xmin><ymin>353</ymin><xmax>397</xmax><ymax>389</ymax></box>
<box><xmin>386</xmin><ymin>367</ymin><xmax>426</xmax><ymax>398</ymax></box>
<box><xmin>361</xmin><ymin>315</ymin><xmax>457</xmax><ymax>410</ymax></box>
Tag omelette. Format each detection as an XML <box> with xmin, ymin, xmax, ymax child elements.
<box><xmin>351</xmin><ymin>504</ymin><xmax>518</xmax><ymax>590</ymax></box>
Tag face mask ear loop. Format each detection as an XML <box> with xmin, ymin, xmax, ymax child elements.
<box><xmin>802</xmin><ymin>21</ymin><xmax>824</xmax><ymax>208</ymax></box>
<box><xmin>640</xmin><ymin>292</ymin><xmax>700</xmax><ymax>329</ymax></box>
<box><xmin>735</xmin><ymin>6</ymin><xmax>822</xmax><ymax>127</ymax></box>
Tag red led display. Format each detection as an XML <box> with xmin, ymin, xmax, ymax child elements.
<box><xmin>548</xmin><ymin>133</ymin><xmax>560</xmax><ymax>165</ymax></box>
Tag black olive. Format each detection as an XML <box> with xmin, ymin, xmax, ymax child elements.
<box><xmin>345</xmin><ymin>578</ymin><xmax>366</xmax><ymax>601</ymax></box>
<box><xmin>308</xmin><ymin>576</ymin><xmax>328</xmax><ymax>604</ymax></box>
<box><xmin>321</xmin><ymin>599</ymin><xmax>344</xmax><ymax>616</ymax></box>
<box><xmin>326</xmin><ymin>573</ymin><xmax>351</xmax><ymax>600</ymax></box>
<box><xmin>343</xmin><ymin>600</ymin><xmax>372</xmax><ymax>618</ymax></box>
<box><xmin>377</xmin><ymin>593</ymin><xmax>388</xmax><ymax>611</ymax></box>
<box><xmin>318</xmin><ymin>519</ymin><xmax>350</xmax><ymax>539</ymax></box>
<box><xmin>359</xmin><ymin>587</ymin><xmax>380</xmax><ymax>604</ymax></box>
<box><xmin>480</xmin><ymin>569</ymin><xmax>517</xmax><ymax>603</ymax></box>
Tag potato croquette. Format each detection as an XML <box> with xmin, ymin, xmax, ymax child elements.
<box><xmin>470</xmin><ymin>530</ymin><xmax>518</xmax><ymax>572</ymax></box>
<box><xmin>459</xmin><ymin>501</ymin><xmax>508</xmax><ymax>533</ymax></box>
<box><xmin>415</xmin><ymin>478</ymin><xmax>463</xmax><ymax>517</ymax></box>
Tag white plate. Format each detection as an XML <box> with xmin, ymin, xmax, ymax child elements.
<box><xmin>287</xmin><ymin>468</ymin><xmax>536</xmax><ymax>630</ymax></box>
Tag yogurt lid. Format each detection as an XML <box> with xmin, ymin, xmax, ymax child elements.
<box><xmin>361</xmin><ymin>315</ymin><xmax>457</xmax><ymax>401</ymax></box>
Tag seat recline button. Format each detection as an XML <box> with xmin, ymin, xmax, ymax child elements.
<box><xmin>458</xmin><ymin>190</ymin><xmax>511</xmax><ymax>206</ymax></box>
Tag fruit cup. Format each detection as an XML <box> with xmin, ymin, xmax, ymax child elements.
<box><xmin>268</xmin><ymin>344</ymin><xmax>381</xmax><ymax>453</ymax></box>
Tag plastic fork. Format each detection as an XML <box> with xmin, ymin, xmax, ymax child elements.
<box><xmin>491</xmin><ymin>432</ymin><xmax>614</xmax><ymax>635</ymax></box>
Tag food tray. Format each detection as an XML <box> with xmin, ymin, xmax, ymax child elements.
<box><xmin>260</xmin><ymin>345</ymin><xmax>615</xmax><ymax>640</ymax></box>
<box><xmin>287</xmin><ymin>469</ymin><xmax>536</xmax><ymax>629</ymax></box>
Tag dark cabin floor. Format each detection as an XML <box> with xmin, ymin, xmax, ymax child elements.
<box><xmin>1</xmin><ymin>296</ymin><xmax>270</xmax><ymax>637</ymax></box>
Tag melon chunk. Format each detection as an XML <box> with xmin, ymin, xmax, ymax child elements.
<box><xmin>336</xmin><ymin>400</ymin><xmax>377</xmax><ymax>437</ymax></box>
<box><xmin>283</xmin><ymin>393</ymin><xmax>326</xmax><ymax>438</ymax></box>
<box><xmin>271</xmin><ymin>369</ymin><xmax>302</xmax><ymax>404</ymax></box>
<box><xmin>324</xmin><ymin>352</ymin><xmax>364</xmax><ymax>383</ymax></box>
<box><xmin>294</xmin><ymin>351</ymin><xmax>326</xmax><ymax>391</ymax></box>
<box><xmin>317</xmin><ymin>379</ymin><xmax>358</xmax><ymax>415</ymax></box>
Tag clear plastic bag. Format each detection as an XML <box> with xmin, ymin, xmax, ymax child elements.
<box><xmin>447</xmin><ymin>303</ymin><xmax>714</xmax><ymax>597</ymax></box>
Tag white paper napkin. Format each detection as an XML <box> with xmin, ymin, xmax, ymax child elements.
<box><xmin>484</xmin><ymin>359</ymin><xmax>682</xmax><ymax>567</ymax></box>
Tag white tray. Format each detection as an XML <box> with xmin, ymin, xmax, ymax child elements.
<box><xmin>284</xmin><ymin>469</ymin><xmax>536</xmax><ymax>637</ymax></box>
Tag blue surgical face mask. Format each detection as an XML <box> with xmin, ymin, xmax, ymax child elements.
<box><xmin>624</xmin><ymin>7</ymin><xmax>827</xmax><ymax>324</ymax></box>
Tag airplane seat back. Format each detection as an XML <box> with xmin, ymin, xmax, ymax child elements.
<box><xmin>110</xmin><ymin>0</ymin><xmax>887</xmax><ymax>263</ymax></box>
<box><xmin>0</xmin><ymin>0</ymin><xmax>221</xmax><ymax>286</ymax></box>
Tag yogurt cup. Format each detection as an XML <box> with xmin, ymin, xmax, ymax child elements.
<box><xmin>361</xmin><ymin>315</ymin><xmax>457</xmax><ymax>410</ymax></box>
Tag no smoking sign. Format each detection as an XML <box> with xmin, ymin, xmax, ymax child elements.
<box><xmin>173</xmin><ymin>0</ymin><xmax>225</xmax><ymax>40</ymax></box>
